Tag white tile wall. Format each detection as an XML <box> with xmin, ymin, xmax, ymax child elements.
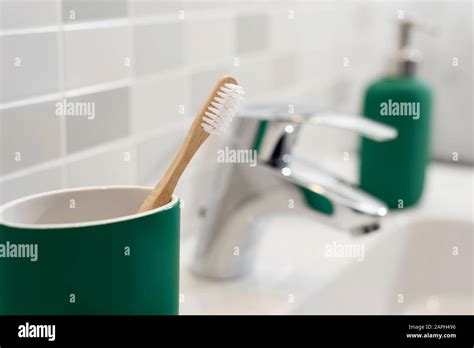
<box><xmin>236</xmin><ymin>14</ymin><xmax>268</xmax><ymax>55</ymax></box>
<box><xmin>66</xmin><ymin>144</ymin><xmax>137</xmax><ymax>187</ymax></box>
<box><xmin>1</xmin><ymin>33</ymin><xmax>59</xmax><ymax>102</ymax></box>
<box><xmin>132</xmin><ymin>72</ymin><xmax>190</xmax><ymax>133</ymax></box>
<box><xmin>132</xmin><ymin>0</ymin><xmax>183</xmax><ymax>17</ymax></box>
<box><xmin>0</xmin><ymin>0</ymin><xmax>59</xmax><ymax>29</ymax></box>
<box><xmin>0</xmin><ymin>165</ymin><xmax>63</xmax><ymax>204</ymax></box>
<box><xmin>0</xmin><ymin>0</ymin><xmax>472</xmax><ymax>238</ymax></box>
<box><xmin>184</xmin><ymin>16</ymin><xmax>234</xmax><ymax>67</ymax></box>
<box><xmin>269</xmin><ymin>10</ymin><xmax>297</xmax><ymax>53</ymax></box>
<box><xmin>190</xmin><ymin>66</ymin><xmax>228</xmax><ymax>111</ymax></box>
<box><xmin>271</xmin><ymin>54</ymin><xmax>297</xmax><ymax>90</ymax></box>
<box><xmin>65</xmin><ymin>87</ymin><xmax>130</xmax><ymax>153</ymax></box>
<box><xmin>62</xmin><ymin>0</ymin><xmax>128</xmax><ymax>23</ymax></box>
<box><xmin>1</xmin><ymin>101</ymin><xmax>62</xmax><ymax>174</ymax></box>
<box><xmin>230</xmin><ymin>55</ymin><xmax>272</xmax><ymax>99</ymax></box>
<box><xmin>136</xmin><ymin>128</ymin><xmax>186</xmax><ymax>186</ymax></box>
<box><xmin>63</xmin><ymin>27</ymin><xmax>130</xmax><ymax>89</ymax></box>
<box><xmin>134</xmin><ymin>21</ymin><xmax>183</xmax><ymax>75</ymax></box>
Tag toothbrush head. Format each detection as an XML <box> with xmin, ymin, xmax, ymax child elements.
<box><xmin>201</xmin><ymin>79</ymin><xmax>245</xmax><ymax>135</ymax></box>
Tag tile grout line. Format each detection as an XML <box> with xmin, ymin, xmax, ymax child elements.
<box><xmin>0</xmin><ymin>47</ymin><xmax>290</xmax><ymax>111</ymax></box>
<box><xmin>0</xmin><ymin>79</ymin><xmax>132</xmax><ymax>110</ymax></box>
<box><xmin>0</xmin><ymin>25</ymin><xmax>60</xmax><ymax>36</ymax></box>
<box><xmin>57</xmin><ymin>0</ymin><xmax>68</xmax><ymax>189</ymax></box>
<box><xmin>0</xmin><ymin>9</ymin><xmax>232</xmax><ymax>37</ymax></box>
<box><xmin>126</xmin><ymin>0</ymin><xmax>139</xmax><ymax>185</ymax></box>
<box><xmin>0</xmin><ymin>6</ymin><xmax>285</xmax><ymax>36</ymax></box>
<box><xmin>0</xmin><ymin>120</ymin><xmax>192</xmax><ymax>184</ymax></box>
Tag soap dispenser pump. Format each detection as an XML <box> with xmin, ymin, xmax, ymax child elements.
<box><xmin>359</xmin><ymin>19</ymin><xmax>433</xmax><ymax>209</ymax></box>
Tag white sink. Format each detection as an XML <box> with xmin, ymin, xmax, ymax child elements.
<box><xmin>295</xmin><ymin>218</ymin><xmax>473</xmax><ymax>314</ymax></box>
<box><xmin>179</xmin><ymin>162</ymin><xmax>473</xmax><ymax>315</ymax></box>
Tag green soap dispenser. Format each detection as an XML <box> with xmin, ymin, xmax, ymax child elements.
<box><xmin>360</xmin><ymin>19</ymin><xmax>433</xmax><ymax>209</ymax></box>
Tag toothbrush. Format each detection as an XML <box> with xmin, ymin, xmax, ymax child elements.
<box><xmin>138</xmin><ymin>76</ymin><xmax>245</xmax><ymax>212</ymax></box>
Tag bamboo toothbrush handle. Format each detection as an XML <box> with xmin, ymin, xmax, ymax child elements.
<box><xmin>138</xmin><ymin>122</ymin><xmax>208</xmax><ymax>212</ymax></box>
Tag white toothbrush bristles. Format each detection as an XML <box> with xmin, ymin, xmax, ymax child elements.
<box><xmin>201</xmin><ymin>83</ymin><xmax>245</xmax><ymax>135</ymax></box>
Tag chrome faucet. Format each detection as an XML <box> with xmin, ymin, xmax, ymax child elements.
<box><xmin>192</xmin><ymin>104</ymin><xmax>397</xmax><ymax>279</ymax></box>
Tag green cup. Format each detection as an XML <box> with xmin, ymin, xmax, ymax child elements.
<box><xmin>0</xmin><ymin>186</ymin><xmax>180</xmax><ymax>315</ymax></box>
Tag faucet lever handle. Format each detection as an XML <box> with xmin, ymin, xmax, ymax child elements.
<box><xmin>236</xmin><ymin>104</ymin><xmax>398</xmax><ymax>145</ymax></box>
<box><xmin>307</xmin><ymin>113</ymin><xmax>398</xmax><ymax>142</ymax></box>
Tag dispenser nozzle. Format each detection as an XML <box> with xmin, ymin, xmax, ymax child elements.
<box><xmin>390</xmin><ymin>18</ymin><xmax>436</xmax><ymax>77</ymax></box>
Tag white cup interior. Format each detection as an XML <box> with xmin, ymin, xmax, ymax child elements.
<box><xmin>0</xmin><ymin>186</ymin><xmax>178</xmax><ymax>229</ymax></box>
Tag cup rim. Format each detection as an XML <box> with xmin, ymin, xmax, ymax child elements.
<box><xmin>0</xmin><ymin>185</ymin><xmax>179</xmax><ymax>230</ymax></box>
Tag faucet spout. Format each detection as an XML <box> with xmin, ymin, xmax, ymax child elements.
<box><xmin>191</xmin><ymin>104</ymin><xmax>396</xmax><ymax>280</ymax></box>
